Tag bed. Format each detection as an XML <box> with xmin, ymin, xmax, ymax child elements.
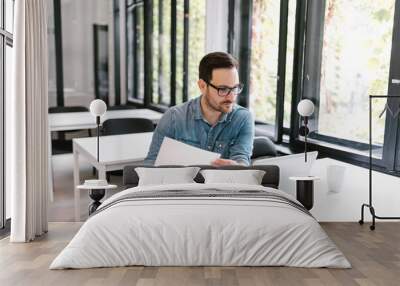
<box><xmin>50</xmin><ymin>165</ymin><xmax>350</xmax><ymax>269</ymax></box>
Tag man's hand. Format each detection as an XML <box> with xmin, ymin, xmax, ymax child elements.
<box><xmin>211</xmin><ymin>158</ymin><xmax>238</xmax><ymax>167</ymax></box>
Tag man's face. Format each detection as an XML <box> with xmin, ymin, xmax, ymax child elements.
<box><xmin>198</xmin><ymin>68</ymin><xmax>240</xmax><ymax>113</ymax></box>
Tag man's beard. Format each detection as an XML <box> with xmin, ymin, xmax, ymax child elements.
<box><xmin>204</xmin><ymin>91</ymin><xmax>234</xmax><ymax>113</ymax></box>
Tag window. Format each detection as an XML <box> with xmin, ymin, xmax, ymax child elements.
<box><xmin>49</xmin><ymin>0</ymin><xmax>110</xmax><ymax>108</ymax></box>
<box><xmin>152</xmin><ymin>0</ymin><xmax>171</xmax><ymax>106</ymax></box>
<box><xmin>151</xmin><ymin>0</ymin><xmax>205</xmax><ymax>106</ymax></box>
<box><xmin>249</xmin><ymin>0</ymin><xmax>281</xmax><ymax>125</ymax></box>
<box><xmin>119</xmin><ymin>0</ymin><xmax>206</xmax><ymax>107</ymax></box>
<box><xmin>47</xmin><ymin>0</ymin><xmax>58</xmax><ymax>107</ymax></box>
<box><xmin>301</xmin><ymin>0</ymin><xmax>400</xmax><ymax>171</ymax></box>
<box><xmin>187</xmin><ymin>1</ymin><xmax>206</xmax><ymax>100</ymax></box>
<box><xmin>283</xmin><ymin>0</ymin><xmax>296</xmax><ymax>128</ymax></box>
<box><xmin>307</xmin><ymin>1</ymin><xmax>394</xmax><ymax>152</ymax></box>
<box><xmin>5</xmin><ymin>0</ymin><xmax>14</xmax><ymax>33</ymax></box>
<box><xmin>1</xmin><ymin>0</ymin><xmax>14</xmax><ymax>230</ymax></box>
<box><xmin>232</xmin><ymin>0</ymin><xmax>296</xmax><ymax>141</ymax></box>
<box><xmin>229</xmin><ymin>0</ymin><xmax>400</xmax><ymax>175</ymax></box>
<box><xmin>126</xmin><ymin>0</ymin><xmax>145</xmax><ymax>103</ymax></box>
<box><xmin>93</xmin><ymin>25</ymin><xmax>109</xmax><ymax>104</ymax></box>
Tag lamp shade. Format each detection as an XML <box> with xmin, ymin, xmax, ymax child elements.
<box><xmin>297</xmin><ymin>99</ymin><xmax>314</xmax><ymax>117</ymax></box>
<box><xmin>89</xmin><ymin>99</ymin><xmax>107</xmax><ymax>117</ymax></box>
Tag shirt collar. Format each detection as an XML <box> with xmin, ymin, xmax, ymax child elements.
<box><xmin>193</xmin><ymin>96</ymin><xmax>203</xmax><ymax>120</ymax></box>
<box><xmin>193</xmin><ymin>95</ymin><xmax>236</xmax><ymax>123</ymax></box>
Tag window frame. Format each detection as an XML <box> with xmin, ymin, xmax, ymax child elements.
<box><xmin>294</xmin><ymin>0</ymin><xmax>400</xmax><ymax>175</ymax></box>
<box><xmin>230</xmin><ymin>0</ymin><xmax>400</xmax><ymax>176</ymax></box>
<box><xmin>93</xmin><ymin>24</ymin><xmax>109</xmax><ymax>104</ymax></box>
<box><xmin>121</xmin><ymin>0</ymin><xmax>195</xmax><ymax>109</ymax></box>
<box><xmin>53</xmin><ymin>0</ymin><xmax>64</xmax><ymax>107</ymax></box>
<box><xmin>113</xmin><ymin>0</ymin><xmax>121</xmax><ymax>105</ymax></box>
<box><xmin>233</xmin><ymin>0</ymin><xmax>294</xmax><ymax>144</ymax></box>
<box><xmin>125</xmin><ymin>0</ymin><xmax>146</xmax><ymax>104</ymax></box>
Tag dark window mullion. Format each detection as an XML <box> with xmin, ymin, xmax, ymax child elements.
<box><xmin>53</xmin><ymin>0</ymin><xmax>64</xmax><ymax>107</ymax></box>
<box><xmin>227</xmin><ymin>0</ymin><xmax>235</xmax><ymax>53</ymax></box>
<box><xmin>143</xmin><ymin>0</ymin><xmax>152</xmax><ymax>106</ymax></box>
<box><xmin>182</xmin><ymin>0</ymin><xmax>189</xmax><ymax>102</ymax></box>
<box><xmin>289</xmin><ymin>0</ymin><xmax>307</xmax><ymax>143</ymax></box>
<box><xmin>170</xmin><ymin>0</ymin><xmax>177</xmax><ymax>106</ymax></box>
<box><xmin>133</xmin><ymin>8</ymin><xmax>139</xmax><ymax>100</ymax></box>
<box><xmin>93</xmin><ymin>25</ymin><xmax>99</xmax><ymax>100</ymax></box>
<box><xmin>301</xmin><ymin>0</ymin><xmax>325</xmax><ymax>142</ymax></box>
<box><xmin>274</xmin><ymin>0</ymin><xmax>289</xmax><ymax>143</ymax></box>
<box><xmin>385</xmin><ymin>0</ymin><xmax>400</xmax><ymax>171</ymax></box>
<box><xmin>157</xmin><ymin>0</ymin><xmax>163</xmax><ymax>104</ymax></box>
<box><xmin>113</xmin><ymin>1</ymin><xmax>120</xmax><ymax>105</ymax></box>
<box><xmin>237</xmin><ymin>0</ymin><xmax>252</xmax><ymax>108</ymax></box>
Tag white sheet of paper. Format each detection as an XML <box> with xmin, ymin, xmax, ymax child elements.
<box><xmin>155</xmin><ymin>137</ymin><xmax>220</xmax><ymax>166</ymax></box>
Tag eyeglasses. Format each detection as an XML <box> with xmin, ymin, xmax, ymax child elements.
<box><xmin>205</xmin><ymin>81</ymin><xmax>244</xmax><ymax>97</ymax></box>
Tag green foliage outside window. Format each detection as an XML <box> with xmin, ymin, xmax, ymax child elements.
<box><xmin>249</xmin><ymin>0</ymin><xmax>280</xmax><ymax>125</ymax></box>
<box><xmin>152</xmin><ymin>0</ymin><xmax>205</xmax><ymax>105</ymax></box>
<box><xmin>188</xmin><ymin>0</ymin><xmax>206</xmax><ymax>99</ymax></box>
<box><xmin>319</xmin><ymin>0</ymin><xmax>394</xmax><ymax>147</ymax></box>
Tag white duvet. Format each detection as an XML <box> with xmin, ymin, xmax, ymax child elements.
<box><xmin>50</xmin><ymin>183</ymin><xmax>351</xmax><ymax>269</ymax></box>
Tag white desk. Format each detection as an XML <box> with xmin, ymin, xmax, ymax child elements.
<box><xmin>48</xmin><ymin>108</ymin><xmax>162</xmax><ymax>201</ymax></box>
<box><xmin>49</xmin><ymin>108</ymin><xmax>162</xmax><ymax>131</ymax></box>
<box><xmin>72</xmin><ymin>132</ymin><xmax>153</xmax><ymax>221</ymax></box>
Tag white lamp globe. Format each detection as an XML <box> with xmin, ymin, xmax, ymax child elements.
<box><xmin>89</xmin><ymin>99</ymin><xmax>107</xmax><ymax>117</ymax></box>
<box><xmin>297</xmin><ymin>99</ymin><xmax>314</xmax><ymax>117</ymax></box>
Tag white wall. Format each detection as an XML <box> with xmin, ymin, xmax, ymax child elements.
<box><xmin>48</xmin><ymin>0</ymin><xmax>114</xmax><ymax>108</ymax></box>
<box><xmin>297</xmin><ymin>158</ymin><xmax>400</xmax><ymax>222</ymax></box>
<box><xmin>205</xmin><ymin>0</ymin><xmax>229</xmax><ymax>53</ymax></box>
<box><xmin>254</xmin><ymin>155</ymin><xmax>400</xmax><ymax>222</ymax></box>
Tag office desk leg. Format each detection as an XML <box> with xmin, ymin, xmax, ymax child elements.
<box><xmin>98</xmin><ymin>166</ymin><xmax>109</xmax><ymax>198</ymax></box>
<box><xmin>73</xmin><ymin>144</ymin><xmax>80</xmax><ymax>222</ymax></box>
<box><xmin>48</xmin><ymin>130</ymin><xmax>54</xmax><ymax>202</ymax></box>
<box><xmin>98</xmin><ymin>166</ymin><xmax>106</xmax><ymax>180</ymax></box>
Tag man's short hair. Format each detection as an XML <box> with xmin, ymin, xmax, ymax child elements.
<box><xmin>199</xmin><ymin>52</ymin><xmax>239</xmax><ymax>83</ymax></box>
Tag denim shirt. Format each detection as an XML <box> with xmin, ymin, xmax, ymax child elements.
<box><xmin>145</xmin><ymin>96</ymin><xmax>254</xmax><ymax>165</ymax></box>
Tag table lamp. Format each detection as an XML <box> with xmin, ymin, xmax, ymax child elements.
<box><xmin>90</xmin><ymin>99</ymin><xmax>107</xmax><ymax>162</ymax></box>
<box><xmin>86</xmin><ymin>99</ymin><xmax>108</xmax><ymax>214</ymax></box>
<box><xmin>297</xmin><ymin>99</ymin><xmax>314</xmax><ymax>162</ymax></box>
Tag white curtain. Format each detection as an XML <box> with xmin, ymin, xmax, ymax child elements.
<box><xmin>9</xmin><ymin>0</ymin><xmax>49</xmax><ymax>242</ymax></box>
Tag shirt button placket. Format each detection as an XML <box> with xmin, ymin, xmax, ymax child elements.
<box><xmin>207</xmin><ymin>127</ymin><xmax>214</xmax><ymax>150</ymax></box>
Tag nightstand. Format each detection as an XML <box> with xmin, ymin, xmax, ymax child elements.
<box><xmin>77</xmin><ymin>184</ymin><xmax>117</xmax><ymax>215</ymax></box>
<box><xmin>289</xmin><ymin>176</ymin><xmax>320</xmax><ymax>210</ymax></box>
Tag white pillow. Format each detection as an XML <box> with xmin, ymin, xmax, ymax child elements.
<box><xmin>135</xmin><ymin>167</ymin><xmax>200</xmax><ymax>186</ymax></box>
<box><xmin>200</xmin><ymin>169</ymin><xmax>266</xmax><ymax>185</ymax></box>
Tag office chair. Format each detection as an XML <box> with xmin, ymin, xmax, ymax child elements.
<box><xmin>251</xmin><ymin>136</ymin><xmax>277</xmax><ymax>159</ymax></box>
<box><xmin>101</xmin><ymin>118</ymin><xmax>155</xmax><ymax>178</ymax></box>
<box><xmin>107</xmin><ymin>104</ymin><xmax>137</xmax><ymax>110</ymax></box>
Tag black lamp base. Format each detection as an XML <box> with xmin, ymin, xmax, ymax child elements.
<box><xmin>88</xmin><ymin>189</ymin><xmax>105</xmax><ymax>215</ymax></box>
<box><xmin>296</xmin><ymin>180</ymin><xmax>314</xmax><ymax>210</ymax></box>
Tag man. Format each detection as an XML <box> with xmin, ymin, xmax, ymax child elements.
<box><xmin>145</xmin><ymin>52</ymin><xmax>254</xmax><ymax>166</ymax></box>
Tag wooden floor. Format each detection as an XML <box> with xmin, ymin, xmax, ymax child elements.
<box><xmin>48</xmin><ymin>153</ymin><xmax>123</xmax><ymax>222</ymax></box>
<box><xmin>1</xmin><ymin>221</ymin><xmax>399</xmax><ymax>286</ymax></box>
